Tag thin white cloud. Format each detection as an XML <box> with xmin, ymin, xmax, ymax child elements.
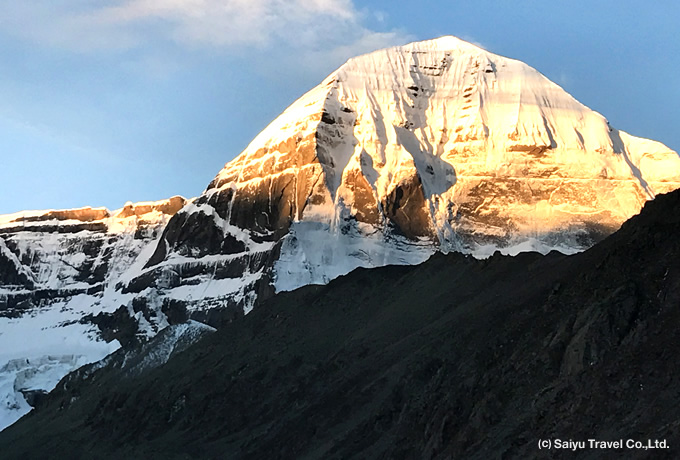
<box><xmin>0</xmin><ymin>0</ymin><xmax>413</xmax><ymax>84</ymax></box>
<box><xmin>460</xmin><ymin>35</ymin><xmax>486</xmax><ymax>50</ymax></box>
<box><xmin>309</xmin><ymin>30</ymin><xmax>409</xmax><ymax>67</ymax></box>
<box><xmin>558</xmin><ymin>71</ymin><xmax>571</xmax><ymax>86</ymax></box>
<box><xmin>0</xmin><ymin>2</ymin><xmax>139</xmax><ymax>51</ymax></box>
<box><xmin>373</xmin><ymin>10</ymin><xmax>387</xmax><ymax>24</ymax></box>
<box><xmin>0</xmin><ymin>0</ymin><xmax>403</xmax><ymax>52</ymax></box>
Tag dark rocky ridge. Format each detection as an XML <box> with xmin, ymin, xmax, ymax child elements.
<box><xmin>1</xmin><ymin>190</ymin><xmax>678</xmax><ymax>459</ymax></box>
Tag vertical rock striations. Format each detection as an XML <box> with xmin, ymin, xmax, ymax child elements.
<box><xmin>126</xmin><ymin>36</ymin><xmax>680</xmax><ymax>318</ymax></box>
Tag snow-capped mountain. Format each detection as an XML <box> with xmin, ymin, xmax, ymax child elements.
<box><xmin>0</xmin><ymin>196</ymin><xmax>186</xmax><ymax>294</ymax></box>
<box><xmin>1</xmin><ymin>36</ymin><xmax>679</xmax><ymax>431</ymax></box>
<box><xmin>122</xmin><ymin>36</ymin><xmax>679</xmax><ymax>316</ymax></box>
<box><xmin>0</xmin><ymin>196</ymin><xmax>186</xmax><ymax>428</ymax></box>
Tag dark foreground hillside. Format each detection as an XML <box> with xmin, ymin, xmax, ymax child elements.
<box><xmin>1</xmin><ymin>191</ymin><xmax>679</xmax><ymax>459</ymax></box>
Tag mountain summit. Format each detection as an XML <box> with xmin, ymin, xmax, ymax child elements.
<box><xmin>1</xmin><ymin>37</ymin><xmax>679</xmax><ymax>430</ymax></box>
<box><xmin>133</xmin><ymin>36</ymin><xmax>679</xmax><ymax>312</ymax></box>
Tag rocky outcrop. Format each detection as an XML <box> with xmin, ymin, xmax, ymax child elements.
<box><xmin>120</xmin><ymin>36</ymin><xmax>680</xmax><ymax>319</ymax></box>
<box><xmin>7</xmin><ymin>207</ymin><xmax>110</xmax><ymax>224</ymax></box>
<box><xmin>0</xmin><ymin>196</ymin><xmax>187</xmax><ymax>299</ymax></box>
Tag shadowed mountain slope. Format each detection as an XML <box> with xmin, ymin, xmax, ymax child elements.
<box><xmin>1</xmin><ymin>189</ymin><xmax>679</xmax><ymax>458</ymax></box>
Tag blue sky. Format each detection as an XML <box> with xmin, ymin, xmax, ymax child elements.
<box><xmin>0</xmin><ymin>0</ymin><xmax>678</xmax><ymax>214</ymax></box>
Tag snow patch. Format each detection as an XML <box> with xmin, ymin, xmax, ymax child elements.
<box><xmin>0</xmin><ymin>295</ymin><xmax>119</xmax><ymax>431</ymax></box>
<box><xmin>274</xmin><ymin>220</ymin><xmax>434</xmax><ymax>292</ymax></box>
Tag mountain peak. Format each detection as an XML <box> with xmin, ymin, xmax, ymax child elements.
<box><xmin>144</xmin><ymin>36</ymin><xmax>680</xmax><ymax>310</ymax></box>
<box><xmin>402</xmin><ymin>35</ymin><xmax>482</xmax><ymax>50</ymax></box>
<box><xmin>1</xmin><ymin>38</ymin><xmax>679</xmax><ymax>431</ymax></box>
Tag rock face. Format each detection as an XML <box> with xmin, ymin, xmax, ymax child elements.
<box><xmin>124</xmin><ymin>36</ymin><xmax>680</xmax><ymax>317</ymax></box>
<box><xmin>3</xmin><ymin>189</ymin><xmax>679</xmax><ymax>459</ymax></box>
<box><xmin>0</xmin><ymin>196</ymin><xmax>186</xmax><ymax>428</ymax></box>
<box><xmin>0</xmin><ymin>196</ymin><xmax>186</xmax><ymax>293</ymax></box>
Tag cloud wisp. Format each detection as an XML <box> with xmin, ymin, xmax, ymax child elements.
<box><xmin>0</xmin><ymin>0</ymin><xmax>408</xmax><ymax>55</ymax></box>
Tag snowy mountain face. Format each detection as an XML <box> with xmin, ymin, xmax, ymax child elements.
<box><xmin>0</xmin><ymin>197</ymin><xmax>186</xmax><ymax>294</ymax></box>
<box><xmin>1</xmin><ymin>36</ymin><xmax>679</xmax><ymax>431</ymax></box>
<box><xmin>123</xmin><ymin>36</ymin><xmax>679</xmax><ymax>315</ymax></box>
<box><xmin>0</xmin><ymin>196</ymin><xmax>186</xmax><ymax>428</ymax></box>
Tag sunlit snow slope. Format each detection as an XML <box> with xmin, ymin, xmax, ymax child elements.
<box><xmin>130</xmin><ymin>36</ymin><xmax>679</xmax><ymax>313</ymax></box>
